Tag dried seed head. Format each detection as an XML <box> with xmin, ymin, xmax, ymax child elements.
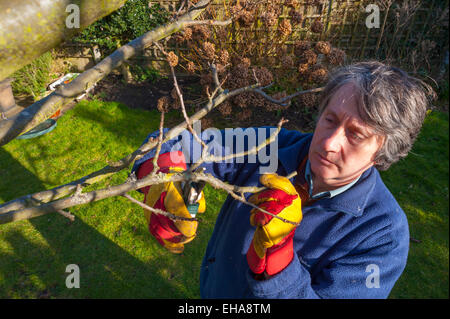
<box><xmin>314</xmin><ymin>41</ymin><xmax>331</xmax><ymax>55</ymax></box>
<box><xmin>309</xmin><ymin>65</ymin><xmax>328</xmax><ymax>83</ymax></box>
<box><xmin>241</xmin><ymin>57</ymin><xmax>251</xmax><ymax>68</ymax></box>
<box><xmin>299</xmin><ymin>49</ymin><xmax>317</xmax><ymax>65</ymax></box>
<box><xmin>218</xmin><ymin>101</ymin><xmax>233</xmax><ymax>116</ymax></box>
<box><xmin>297</xmin><ymin>92</ymin><xmax>318</xmax><ymax>108</ymax></box>
<box><xmin>167</xmin><ymin>51</ymin><xmax>179</xmax><ymax>67</ymax></box>
<box><xmin>227</xmin><ymin>72</ymin><xmax>250</xmax><ymax>90</ymax></box>
<box><xmin>186</xmin><ymin>61</ymin><xmax>196</xmax><ymax>73</ymax></box>
<box><xmin>253</xmin><ymin>66</ymin><xmax>274</xmax><ymax>86</ymax></box>
<box><xmin>327</xmin><ymin>48</ymin><xmax>346</xmax><ymax>65</ymax></box>
<box><xmin>310</xmin><ymin>19</ymin><xmax>324</xmax><ymax>33</ymax></box>
<box><xmin>201</xmin><ymin>117</ymin><xmax>214</xmax><ymax>129</ymax></box>
<box><xmin>294</xmin><ymin>40</ymin><xmax>311</xmax><ymax>56</ymax></box>
<box><xmin>233</xmin><ymin>94</ymin><xmax>249</xmax><ymax>108</ymax></box>
<box><xmin>281</xmin><ymin>55</ymin><xmax>295</xmax><ymax>69</ymax></box>
<box><xmin>279</xmin><ymin>19</ymin><xmax>292</xmax><ymax>36</ymax></box>
<box><xmin>202</xmin><ymin>41</ymin><xmax>216</xmax><ymax>60</ymax></box>
<box><xmin>231</xmin><ymin>55</ymin><xmax>249</xmax><ymax>68</ymax></box>
<box><xmin>261</xmin><ymin>10</ymin><xmax>278</xmax><ymax>28</ymax></box>
<box><xmin>218</xmin><ymin>50</ymin><xmax>230</xmax><ymax>65</ymax></box>
<box><xmin>192</xmin><ymin>25</ymin><xmax>211</xmax><ymax>41</ymax></box>
<box><xmin>289</xmin><ymin>9</ymin><xmax>303</xmax><ymax>25</ymax></box>
<box><xmin>183</xmin><ymin>28</ymin><xmax>193</xmax><ymax>41</ymax></box>
<box><xmin>297</xmin><ymin>63</ymin><xmax>309</xmax><ymax>74</ymax></box>
<box><xmin>238</xmin><ymin>10</ymin><xmax>255</xmax><ymax>27</ymax></box>
<box><xmin>238</xmin><ymin>108</ymin><xmax>252</xmax><ymax>120</ymax></box>
<box><xmin>157</xmin><ymin>96</ymin><xmax>170</xmax><ymax>113</ymax></box>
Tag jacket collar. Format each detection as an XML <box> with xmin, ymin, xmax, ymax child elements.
<box><xmin>278</xmin><ymin>132</ymin><xmax>377</xmax><ymax>217</ymax></box>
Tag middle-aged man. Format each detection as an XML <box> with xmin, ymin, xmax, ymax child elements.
<box><xmin>131</xmin><ymin>61</ymin><xmax>434</xmax><ymax>298</ymax></box>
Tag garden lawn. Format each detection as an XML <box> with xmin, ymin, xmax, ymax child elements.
<box><xmin>0</xmin><ymin>100</ymin><xmax>448</xmax><ymax>298</ymax></box>
<box><xmin>0</xmin><ymin>99</ymin><xmax>227</xmax><ymax>298</ymax></box>
<box><xmin>380</xmin><ymin>110</ymin><xmax>449</xmax><ymax>299</ymax></box>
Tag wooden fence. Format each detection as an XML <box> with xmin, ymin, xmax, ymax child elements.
<box><xmin>62</xmin><ymin>0</ymin><xmax>448</xmax><ymax>77</ymax></box>
<box><xmin>152</xmin><ymin>0</ymin><xmax>448</xmax><ymax>74</ymax></box>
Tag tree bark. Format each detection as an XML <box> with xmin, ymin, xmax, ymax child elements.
<box><xmin>0</xmin><ymin>0</ymin><xmax>212</xmax><ymax>146</ymax></box>
<box><xmin>0</xmin><ymin>0</ymin><xmax>128</xmax><ymax>81</ymax></box>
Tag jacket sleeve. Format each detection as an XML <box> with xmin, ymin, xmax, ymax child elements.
<box><xmin>245</xmin><ymin>214</ymin><xmax>409</xmax><ymax>299</ymax></box>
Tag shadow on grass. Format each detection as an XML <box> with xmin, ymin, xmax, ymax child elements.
<box><xmin>0</xmin><ymin>148</ymin><xmax>202</xmax><ymax>298</ymax></box>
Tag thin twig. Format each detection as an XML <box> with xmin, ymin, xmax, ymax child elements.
<box><xmin>252</xmin><ymin>86</ymin><xmax>325</xmax><ymax>107</ymax></box>
<box><xmin>151</xmin><ymin>111</ymin><xmax>165</xmax><ymax>175</ymax></box>
<box><xmin>57</xmin><ymin>209</ymin><xmax>75</xmax><ymax>222</ymax></box>
<box><xmin>122</xmin><ymin>193</ymin><xmax>197</xmax><ymax>222</ymax></box>
<box><xmin>155</xmin><ymin>41</ymin><xmax>211</xmax><ymax>175</ymax></box>
<box><xmin>184</xmin><ymin>19</ymin><xmax>232</xmax><ymax>27</ymax></box>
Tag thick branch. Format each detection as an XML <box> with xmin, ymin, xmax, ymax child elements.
<box><xmin>0</xmin><ymin>57</ymin><xmax>317</xmax><ymax>226</ymax></box>
<box><xmin>0</xmin><ymin>81</ymin><xmax>264</xmax><ymax>216</ymax></box>
<box><xmin>0</xmin><ymin>0</ymin><xmax>213</xmax><ymax>146</ymax></box>
<box><xmin>0</xmin><ymin>169</ymin><xmax>299</xmax><ymax>226</ymax></box>
<box><xmin>0</xmin><ymin>0</ymin><xmax>128</xmax><ymax>81</ymax></box>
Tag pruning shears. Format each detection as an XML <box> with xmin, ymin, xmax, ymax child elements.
<box><xmin>182</xmin><ymin>167</ymin><xmax>206</xmax><ymax>218</ymax></box>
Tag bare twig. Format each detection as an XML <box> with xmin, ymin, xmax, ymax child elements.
<box><xmin>151</xmin><ymin>111</ymin><xmax>166</xmax><ymax>175</ymax></box>
<box><xmin>252</xmin><ymin>86</ymin><xmax>325</xmax><ymax>107</ymax></box>
<box><xmin>57</xmin><ymin>209</ymin><xmax>75</xmax><ymax>222</ymax></box>
<box><xmin>184</xmin><ymin>19</ymin><xmax>232</xmax><ymax>27</ymax></box>
<box><xmin>122</xmin><ymin>193</ymin><xmax>197</xmax><ymax>222</ymax></box>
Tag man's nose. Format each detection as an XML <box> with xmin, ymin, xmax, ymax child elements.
<box><xmin>322</xmin><ymin>127</ymin><xmax>344</xmax><ymax>153</ymax></box>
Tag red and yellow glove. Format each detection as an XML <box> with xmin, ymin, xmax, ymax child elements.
<box><xmin>136</xmin><ymin>151</ymin><xmax>206</xmax><ymax>254</ymax></box>
<box><xmin>246</xmin><ymin>173</ymin><xmax>303</xmax><ymax>276</ymax></box>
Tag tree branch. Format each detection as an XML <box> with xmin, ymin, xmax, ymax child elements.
<box><xmin>122</xmin><ymin>193</ymin><xmax>197</xmax><ymax>222</ymax></box>
<box><xmin>0</xmin><ymin>0</ymin><xmax>213</xmax><ymax>146</ymax></box>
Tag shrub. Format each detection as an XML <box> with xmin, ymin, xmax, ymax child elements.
<box><xmin>74</xmin><ymin>0</ymin><xmax>170</xmax><ymax>55</ymax></box>
<box><xmin>164</xmin><ymin>0</ymin><xmax>346</xmax><ymax>121</ymax></box>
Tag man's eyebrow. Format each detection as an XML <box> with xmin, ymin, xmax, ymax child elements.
<box><xmin>350</xmin><ymin>121</ymin><xmax>373</xmax><ymax>136</ymax></box>
<box><xmin>324</xmin><ymin>108</ymin><xmax>337</xmax><ymax>117</ymax></box>
<box><xmin>324</xmin><ymin>107</ymin><xmax>374</xmax><ymax>135</ymax></box>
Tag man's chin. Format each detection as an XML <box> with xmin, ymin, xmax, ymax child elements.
<box><xmin>310</xmin><ymin>163</ymin><xmax>337</xmax><ymax>182</ymax></box>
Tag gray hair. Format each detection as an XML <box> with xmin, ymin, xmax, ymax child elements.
<box><xmin>317</xmin><ymin>61</ymin><xmax>435</xmax><ymax>171</ymax></box>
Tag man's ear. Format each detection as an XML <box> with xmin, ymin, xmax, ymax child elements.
<box><xmin>371</xmin><ymin>135</ymin><xmax>386</xmax><ymax>165</ymax></box>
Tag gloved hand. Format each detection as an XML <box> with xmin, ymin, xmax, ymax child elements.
<box><xmin>246</xmin><ymin>173</ymin><xmax>303</xmax><ymax>276</ymax></box>
<box><xmin>136</xmin><ymin>151</ymin><xmax>206</xmax><ymax>253</ymax></box>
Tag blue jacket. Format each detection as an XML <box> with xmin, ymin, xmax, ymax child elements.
<box><xmin>132</xmin><ymin>127</ymin><xmax>410</xmax><ymax>299</ymax></box>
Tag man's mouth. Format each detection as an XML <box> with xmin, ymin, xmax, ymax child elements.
<box><xmin>316</xmin><ymin>152</ymin><xmax>334</xmax><ymax>166</ymax></box>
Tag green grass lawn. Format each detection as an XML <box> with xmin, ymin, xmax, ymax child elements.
<box><xmin>0</xmin><ymin>99</ymin><xmax>448</xmax><ymax>298</ymax></box>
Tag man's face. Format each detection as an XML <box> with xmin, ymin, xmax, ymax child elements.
<box><xmin>308</xmin><ymin>83</ymin><xmax>384</xmax><ymax>193</ymax></box>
